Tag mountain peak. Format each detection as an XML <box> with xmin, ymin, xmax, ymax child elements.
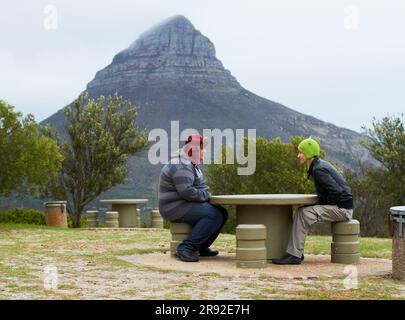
<box><xmin>128</xmin><ymin>14</ymin><xmax>205</xmax><ymax>56</ymax></box>
<box><xmin>138</xmin><ymin>14</ymin><xmax>195</xmax><ymax>39</ymax></box>
<box><xmin>87</xmin><ymin>16</ymin><xmax>239</xmax><ymax>91</ymax></box>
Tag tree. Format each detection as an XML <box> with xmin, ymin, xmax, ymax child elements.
<box><xmin>45</xmin><ymin>93</ymin><xmax>148</xmax><ymax>227</ymax></box>
<box><xmin>359</xmin><ymin>115</ymin><xmax>405</xmax><ymax>204</ymax></box>
<box><xmin>346</xmin><ymin>114</ymin><xmax>405</xmax><ymax>236</ymax></box>
<box><xmin>344</xmin><ymin>165</ymin><xmax>394</xmax><ymax>237</ymax></box>
<box><xmin>0</xmin><ymin>100</ymin><xmax>63</xmax><ymax>197</ymax></box>
<box><xmin>206</xmin><ymin>136</ymin><xmax>324</xmax><ymax>195</ymax></box>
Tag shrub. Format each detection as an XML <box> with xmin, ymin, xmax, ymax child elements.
<box><xmin>67</xmin><ymin>215</ymin><xmax>87</xmax><ymax>228</ymax></box>
<box><xmin>0</xmin><ymin>208</ymin><xmax>46</xmax><ymax>225</ymax></box>
<box><xmin>0</xmin><ymin>208</ymin><xmax>87</xmax><ymax>228</ymax></box>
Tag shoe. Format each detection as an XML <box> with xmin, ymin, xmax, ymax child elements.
<box><xmin>301</xmin><ymin>254</ymin><xmax>304</xmax><ymax>262</ymax></box>
<box><xmin>175</xmin><ymin>249</ymin><xmax>199</xmax><ymax>262</ymax></box>
<box><xmin>199</xmin><ymin>247</ymin><xmax>219</xmax><ymax>257</ymax></box>
<box><xmin>272</xmin><ymin>253</ymin><xmax>302</xmax><ymax>265</ymax></box>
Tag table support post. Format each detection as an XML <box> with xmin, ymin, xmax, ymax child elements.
<box><xmin>236</xmin><ymin>205</ymin><xmax>293</xmax><ymax>260</ymax></box>
<box><xmin>112</xmin><ymin>204</ymin><xmax>138</xmax><ymax>228</ymax></box>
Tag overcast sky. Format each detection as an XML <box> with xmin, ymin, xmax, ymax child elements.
<box><xmin>1</xmin><ymin>0</ymin><xmax>404</xmax><ymax>132</ymax></box>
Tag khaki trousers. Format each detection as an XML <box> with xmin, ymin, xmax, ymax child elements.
<box><xmin>286</xmin><ymin>205</ymin><xmax>353</xmax><ymax>258</ymax></box>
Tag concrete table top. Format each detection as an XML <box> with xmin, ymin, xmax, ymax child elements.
<box><xmin>210</xmin><ymin>194</ymin><xmax>318</xmax><ymax>206</ymax></box>
<box><xmin>100</xmin><ymin>199</ymin><xmax>148</xmax><ymax>205</ymax></box>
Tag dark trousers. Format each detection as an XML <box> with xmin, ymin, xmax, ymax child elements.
<box><xmin>174</xmin><ymin>202</ymin><xmax>228</xmax><ymax>252</ymax></box>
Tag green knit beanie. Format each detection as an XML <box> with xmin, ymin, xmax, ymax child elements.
<box><xmin>298</xmin><ymin>138</ymin><xmax>320</xmax><ymax>159</ymax></box>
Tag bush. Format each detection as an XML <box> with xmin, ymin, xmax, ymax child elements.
<box><xmin>67</xmin><ymin>215</ymin><xmax>87</xmax><ymax>228</ymax></box>
<box><xmin>0</xmin><ymin>208</ymin><xmax>88</xmax><ymax>228</ymax></box>
<box><xmin>0</xmin><ymin>208</ymin><xmax>46</xmax><ymax>225</ymax></box>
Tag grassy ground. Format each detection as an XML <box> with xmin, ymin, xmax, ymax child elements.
<box><xmin>0</xmin><ymin>223</ymin><xmax>403</xmax><ymax>300</ymax></box>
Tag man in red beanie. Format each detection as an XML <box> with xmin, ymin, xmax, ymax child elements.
<box><xmin>158</xmin><ymin>134</ymin><xmax>228</xmax><ymax>262</ymax></box>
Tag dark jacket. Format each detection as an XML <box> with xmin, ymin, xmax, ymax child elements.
<box><xmin>308</xmin><ymin>157</ymin><xmax>354</xmax><ymax>209</ymax></box>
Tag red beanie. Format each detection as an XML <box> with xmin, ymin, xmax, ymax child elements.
<box><xmin>184</xmin><ymin>134</ymin><xmax>204</xmax><ymax>157</ymax></box>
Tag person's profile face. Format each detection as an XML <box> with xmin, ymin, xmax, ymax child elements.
<box><xmin>184</xmin><ymin>144</ymin><xmax>203</xmax><ymax>164</ymax></box>
<box><xmin>297</xmin><ymin>152</ymin><xmax>307</xmax><ymax>165</ymax></box>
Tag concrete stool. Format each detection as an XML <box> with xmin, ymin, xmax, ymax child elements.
<box><xmin>236</xmin><ymin>224</ymin><xmax>267</xmax><ymax>268</ymax></box>
<box><xmin>136</xmin><ymin>209</ymin><xmax>141</xmax><ymax>227</ymax></box>
<box><xmin>331</xmin><ymin>219</ymin><xmax>360</xmax><ymax>264</ymax></box>
<box><xmin>170</xmin><ymin>223</ymin><xmax>192</xmax><ymax>256</ymax></box>
<box><xmin>151</xmin><ymin>209</ymin><xmax>164</xmax><ymax>228</ymax></box>
<box><xmin>106</xmin><ymin>211</ymin><xmax>119</xmax><ymax>228</ymax></box>
<box><xmin>136</xmin><ymin>209</ymin><xmax>142</xmax><ymax>228</ymax></box>
<box><xmin>86</xmin><ymin>210</ymin><xmax>99</xmax><ymax>228</ymax></box>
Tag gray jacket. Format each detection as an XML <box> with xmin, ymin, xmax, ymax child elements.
<box><xmin>158</xmin><ymin>152</ymin><xmax>211</xmax><ymax>221</ymax></box>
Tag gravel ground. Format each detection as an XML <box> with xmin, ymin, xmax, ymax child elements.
<box><xmin>0</xmin><ymin>227</ymin><xmax>404</xmax><ymax>300</ymax></box>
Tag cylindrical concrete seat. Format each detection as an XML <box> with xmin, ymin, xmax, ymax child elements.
<box><xmin>236</xmin><ymin>224</ymin><xmax>267</xmax><ymax>268</ymax></box>
<box><xmin>136</xmin><ymin>209</ymin><xmax>141</xmax><ymax>228</ymax></box>
<box><xmin>86</xmin><ymin>210</ymin><xmax>99</xmax><ymax>228</ymax></box>
<box><xmin>331</xmin><ymin>242</ymin><xmax>360</xmax><ymax>254</ymax></box>
<box><xmin>332</xmin><ymin>234</ymin><xmax>359</xmax><ymax>242</ymax></box>
<box><xmin>170</xmin><ymin>223</ymin><xmax>192</xmax><ymax>256</ymax></box>
<box><xmin>332</xmin><ymin>219</ymin><xmax>360</xmax><ymax>235</ymax></box>
<box><xmin>170</xmin><ymin>223</ymin><xmax>192</xmax><ymax>234</ymax></box>
<box><xmin>331</xmin><ymin>219</ymin><xmax>360</xmax><ymax>264</ymax></box>
<box><xmin>236</xmin><ymin>247</ymin><xmax>267</xmax><ymax>260</ymax></box>
<box><xmin>106</xmin><ymin>211</ymin><xmax>119</xmax><ymax>228</ymax></box>
<box><xmin>151</xmin><ymin>209</ymin><xmax>164</xmax><ymax>228</ymax></box>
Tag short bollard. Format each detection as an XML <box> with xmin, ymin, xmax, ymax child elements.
<box><xmin>151</xmin><ymin>209</ymin><xmax>164</xmax><ymax>228</ymax></box>
<box><xmin>106</xmin><ymin>211</ymin><xmax>119</xmax><ymax>228</ymax></box>
<box><xmin>170</xmin><ymin>223</ymin><xmax>192</xmax><ymax>256</ymax></box>
<box><xmin>86</xmin><ymin>210</ymin><xmax>98</xmax><ymax>228</ymax></box>
<box><xmin>331</xmin><ymin>219</ymin><xmax>360</xmax><ymax>264</ymax></box>
<box><xmin>236</xmin><ymin>224</ymin><xmax>267</xmax><ymax>268</ymax></box>
<box><xmin>136</xmin><ymin>208</ymin><xmax>141</xmax><ymax>228</ymax></box>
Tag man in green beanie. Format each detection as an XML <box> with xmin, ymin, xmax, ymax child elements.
<box><xmin>272</xmin><ymin>137</ymin><xmax>354</xmax><ymax>265</ymax></box>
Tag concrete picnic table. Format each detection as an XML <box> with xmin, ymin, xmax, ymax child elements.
<box><xmin>210</xmin><ymin>194</ymin><xmax>318</xmax><ymax>260</ymax></box>
<box><xmin>99</xmin><ymin>199</ymin><xmax>148</xmax><ymax>227</ymax></box>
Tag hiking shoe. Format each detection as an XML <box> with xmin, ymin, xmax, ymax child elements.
<box><xmin>199</xmin><ymin>247</ymin><xmax>219</xmax><ymax>257</ymax></box>
<box><xmin>175</xmin><ymin>249</ymin><xmax>199</xmax><ymax>262</ymax></box>
<box><xmin>272</xmin><ymin>254</ymin><xmax>302</xmax><ymax>265</ymax></box>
